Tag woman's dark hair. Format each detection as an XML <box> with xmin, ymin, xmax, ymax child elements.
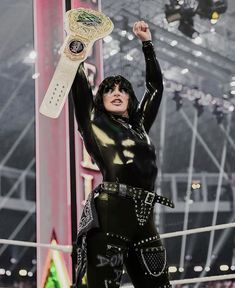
<box><xmin>94</xmin><ymin>75</ymin><xmax>139</xmax><ymax>119</ymax></box>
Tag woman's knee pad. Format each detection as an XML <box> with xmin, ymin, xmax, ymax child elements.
<box><xmin>135</xmin><ymin>244</ymin><xmax>167</xmax><ymax>277</ymax></box>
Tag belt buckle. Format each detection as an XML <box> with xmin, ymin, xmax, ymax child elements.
<box><xmin>119</xmin><ymin>183</ymin><xmax>127</xmax><ymax>197</ymax></box>
<box><xmin>145</xmin><ymin>192</ymin><xmax>155</xmax><ymax>205</ymax></box>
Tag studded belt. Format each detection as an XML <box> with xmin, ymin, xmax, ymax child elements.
<box><xmin>100</xmin><ymin>181</ymin><xmax>174</xmax><ymax>208</ymax></box>
<box><xmin>99</xmin><ymin>182</ymin><xmax>174</xmax><ymax>226</ymax></box>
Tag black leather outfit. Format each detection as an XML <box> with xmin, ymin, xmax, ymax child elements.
<box><xmin>72</xmin><ymin>41</ymin><xmax>171</xmax><ymax>288</ymax></box>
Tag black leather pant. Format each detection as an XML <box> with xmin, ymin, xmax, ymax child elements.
<box><xmin>86</xmin><ymin>192</ymin><xmax>171</xmax><ymax>288</ymax></box>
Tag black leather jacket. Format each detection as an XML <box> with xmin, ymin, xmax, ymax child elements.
<box><xmin>71</xmin><ymin>41</ymin><xmax>163</xmax><ymax>191</ymax></box>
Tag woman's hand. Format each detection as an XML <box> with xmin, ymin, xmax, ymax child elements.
<box><xmin>133</xmin><ymin>21</ymin><xmax>152</xmax><ymax>42</ymax></box>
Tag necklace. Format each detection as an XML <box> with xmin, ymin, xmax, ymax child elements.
<box><xmin>110</xmin><ymin>114</ymin><xmax>148</xmax><ymax>141</ymax></box>
<box><xmin>110</xmin><ymin>115</ymin><xmax>132</xmax><ymax>129</ymax></box>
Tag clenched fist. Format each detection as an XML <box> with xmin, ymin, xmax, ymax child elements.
<box><xmin>133</xmin><ymin>21</ymin><xmax>152</xmax><ymax>41</ymax></box>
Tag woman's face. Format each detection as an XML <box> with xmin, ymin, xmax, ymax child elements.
<box><xmin>103</xmin><ymin>84</ymin><xmax>129</xmax><ymax>117</ymax></box>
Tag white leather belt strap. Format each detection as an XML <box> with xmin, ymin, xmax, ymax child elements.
<box><xmin>39</xmin><ymin>8</ymin><xmax>113</xmax><ymax>118</ymax></box>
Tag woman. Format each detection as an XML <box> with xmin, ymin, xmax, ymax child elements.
<box><xmin>72</xmin><ymin>21</ymin><xmax>174</xmax><ymax>288</ymax></box>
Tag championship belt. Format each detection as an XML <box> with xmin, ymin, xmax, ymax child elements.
<box><xmin>39</xmin><ymin>8</ymin><xmax>113</xmax><ymax>118</ymax></box>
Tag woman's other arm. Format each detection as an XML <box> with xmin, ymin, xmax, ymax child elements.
<box><xmin>71</xmin><ymin>63</ymin><xmax>94</xmax><ymax>136</ymax></box>
<box><xmin>133</xmin><ymin>21</ymin><xmax>164</xmax><ymax>133</ymax></box>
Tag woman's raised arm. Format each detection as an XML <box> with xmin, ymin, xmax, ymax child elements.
<box><xmin>133</xmin><ymin>21</ymin><xmax>164</xmax><ymax>133</ymax></box>
<box><xmin>71</xmin><ymin>63</ymin><xmax>95</xmax><ymax>135</ymax></box>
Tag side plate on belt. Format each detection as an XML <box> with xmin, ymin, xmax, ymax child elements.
<box><xmin>39</xmin><ymin>8</ymin><xmax>113</xmax><ymax>118</ymax></box>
